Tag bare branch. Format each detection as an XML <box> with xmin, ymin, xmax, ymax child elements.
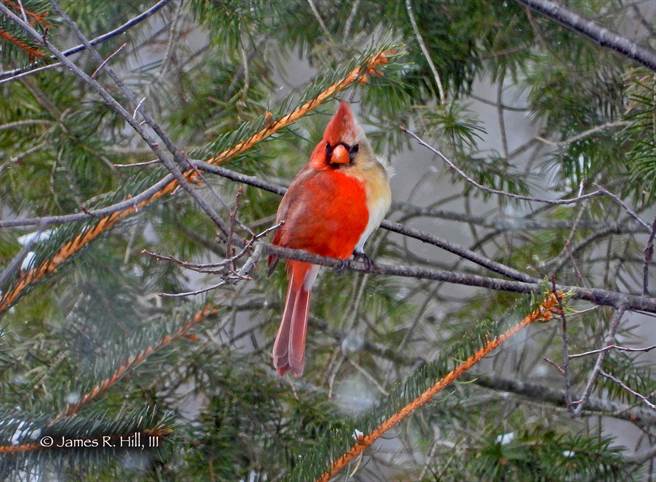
<box><xmin>306</xmin><ymin>0</ymin><xmax>334</xmax><ymax>44</ymax></box>
<box><xmin>569</xmin><ymin>343</ymin><xmax>656</xmax><ymax>359</ymax></box>
<box><xmin>402</xmin><ymin>126</ymin><xmax>603</xmax><ymax>205</ymax></box>
<box><xmin>536</xmin><ymin>121</ymin><xmax>629</xmax><ymax>147</ymax></box>
<box><xmin>594</xmin><ymin>184</ymin><xmax>651</xmax><ymax>231</ymax></box>
<box><xmin>0</xmin><ymin>0</ymin><xmax>173</xmax><ymax>84</ymax></box>
<box><xmin>572</xmin><ymin>305</ymin><xmax>627</xmax><ymax>416</ymax></box>
<box><xmin>643</xmin><ymin>217</ymin><xmax>656</xmax><ymax>295</ymax></box>
<box><xmin>599</xmin><ymin>369</ymin><xmax>656</xmax><ymax>410</ymax></box>
<box><xmin>405</xmin><ymin>0</ymin><xmax>445</xmax><ymax>103</ymax></box>
<box><xmin>516</xmin><ymin>0</ymin><xmax>656</xmax><ymax>72</ymax></box>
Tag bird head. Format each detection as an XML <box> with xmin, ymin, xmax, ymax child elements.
<box><xmin>311</xmin><ymin>101</ymin><xmax>368</xmax><ymax>169</ymax></box>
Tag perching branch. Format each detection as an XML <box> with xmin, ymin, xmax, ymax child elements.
<box><xmin>261</xmin><ymin>242</ymin><xmax>656</xmax><ymax>313</ymax></box>
<box><xmin>0</xmin><ymin>43</ymin><xmax>396</xmax><ymax>315</ymax></box>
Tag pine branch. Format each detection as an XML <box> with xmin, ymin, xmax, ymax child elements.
<box><xmin>50</xmin><ymin>304</ymin><xmax>219</xmax><ymax>425</ymax></box>
<box><xmin>516</xmin><ymin>0</ymin><xmax>656</xmax><ymax>72</ymax></box>
<box><xmin>0</xmin><ymin>0</ymin><xmax>173</xmax><ymax>83</ymax></box>
<box><xmin>0</xmin><ymin>46</ymin><xmax>396</xmax><ymax>315</ymax></box>
<box><xmin>0</xmin><ymin>442</ymin><xmax>39</xmax><ymax>454</ymax></box>
<box><xmin>3</xmin><ymin>0</ymin><xmax>50</xmax><ymax>27</ymax></box>
<box><xmin>0</xmin><ymin>407</ymin><xmax>173</xmax><ymax>458</ymax></box>
<box><xmin>314</xmin><ymin>292</ymin><xmax>563</xmax><ymax>481</ymax></box>
<box><xmin>312</xmin><ymin>313</ymin><xmax>656</xmax><ymax>425</ymax></box>
<box><xmin>0</xmin><ymin>26</ymin><xmax>43</xmax><ymax>59</ymax></box>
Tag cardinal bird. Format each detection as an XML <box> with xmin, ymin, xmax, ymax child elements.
<box><xmin>269</xmin><ymin>101</ymin><xmax>392</xmax><ymax>377</ymax></box>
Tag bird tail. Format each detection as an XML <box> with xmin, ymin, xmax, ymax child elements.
<box><xmin>272</xmin><ymin>261</ymin><xmax>318</xmax><ymax>377</ymax></box>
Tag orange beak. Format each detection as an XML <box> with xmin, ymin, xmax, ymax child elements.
<box><xmin>329</xmin><ymin>144</ymin><xmax>350</xmax><ymax>164</ymax></box>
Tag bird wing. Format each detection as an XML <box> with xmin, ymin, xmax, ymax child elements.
<box><xmin>272</xmin><ymin>167</ymin><xmax>369</xmax><ymax>260</ymax></box>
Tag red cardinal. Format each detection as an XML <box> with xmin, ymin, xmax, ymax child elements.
<box><xmin>269</xmin><ymin>101</ymin><xmax>392</xmax><ymax>377</ymax></box>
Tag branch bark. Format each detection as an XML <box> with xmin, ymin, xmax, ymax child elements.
<box><xmin>0</xmin><ymin>0</ymin><xmax>173</xmax><ymax>84</ymax></box>
<box><xmin>516</xmin><ymin>0</ymin><xmax>656</xmax><ymax>72</ymax></box>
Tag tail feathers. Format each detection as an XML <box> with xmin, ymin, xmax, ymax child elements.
<box><xmin>272</xmin><ymin>261</ymin><xmax>316</xmax><ymax>377</ymax></box>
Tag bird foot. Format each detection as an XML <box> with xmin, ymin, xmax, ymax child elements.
<box><xmin>335</xmin><ymin>259</ymin><xmax>350</xmax><ymax>274</ymax></box>
<box><xmin>353</xmin><ymin>250</ymin><xmax>375</xmax><ymax>270</ymax></box>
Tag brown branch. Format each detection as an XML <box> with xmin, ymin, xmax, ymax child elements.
<box><xmin>4</xmin><ymin>0</ymin><xmax>50</xmax><ymax>27</ymax></box>
<box><xmin>0</xmin><ymin>46</ymin><xmax>395</xmax><ymax>315</ymax></box>
<box><xmin>316</xmin><ymin>292</ymin><xmax>563</xmax><ymax>482</ymax></box>
<box><xmin>0</xmin><ymin>27</ymin><xmax>43</xmax><ymax>59</ymax></box>
<box><xmin>0</xmin><ymin>442</ymin><xmax>40</xmax><ymax>453</ymax></box>
<box><xmin>49</xmin><ymin>304</ymin><xmax>219</xmax><ymax>425</ymax></box>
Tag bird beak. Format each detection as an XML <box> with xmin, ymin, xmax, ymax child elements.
<box><xmin>329</xmin><ymin>144</ymin><xmax>350</xmax><ymax>164</ymax></box>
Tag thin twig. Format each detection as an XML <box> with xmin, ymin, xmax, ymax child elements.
<box><xmin>516</xmin><ymin>0</ymin><xmax>656</xmax><ymax>72</ymax></box>
<box><xmin>405</xmin><ymin>0</ymin><xmax>445</xmax><ymax>103</ymax></box>
<box><xmin>551</xmin><ymin>274</ymin><xmax>572</xmax><ymax>411</ymax></box>
<box><xmin>570</xmin><ymin>343</ymin><xmax>656</xmax><ymax>359</ymax></box>
<box><xmin>572</xmin><ymin>305</ymin><xmax>627</xmax><ymax>416</ymax></box>
<box><xmin>0</xmin><ymin>119</ymin><xmax>50</xmax><ymax>131</ymax></box>
<box><xmin>159</xmin><ymin>244</ymin><xmax>263</xmax><ymax>297</ymax></box>
<box><xmin>599</xmin><ymin>370</ymin><xmax>656</xmax><ymax>410</ymax></box>
<box><xmin>306</xmin><ymin>0</ymin><xmax>335</xmax><ymax>44</ymax></box>
<box><xmin>91</xmin><ymin>41</ymin><xmax>127</xmax><ymax>78</ymax></box>
<box><xmin>536</xmin><ymin>121</ymin><xmax>629</xmax><ymax>147</ymax></box>
<box><xmin>0</xmin><ymin>0</ymin><xmax>173</xmax><ymax>83</ymax></box>
<box><xmin>343</xmin><ymin>0</ymin><xmax>360</xmax><ymax>38</ymax></box>
<box><xmin>402</xmin><ymin>126</ymin><xmax>602</xmax><ymax>205</ymax></box>
<box><xmin>594</xmin><ymin>184</ymin><xmax>651</xmax><ymax>231</ymax></box>
<box><xmin>643</xmin><ymin>217</ymin><xmax>656</xmax><ymax>295</ymax></box>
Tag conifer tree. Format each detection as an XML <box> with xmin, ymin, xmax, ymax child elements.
<box><xmin>1</xmin><ymin>1</ymin><xmax>656</xmax><ymax>480</ymax></box>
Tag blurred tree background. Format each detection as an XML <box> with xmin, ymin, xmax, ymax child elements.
<box><xmin>1</xmin><ymin>0</ymin><xmax>656</xmax><ymax>480</ymax></box>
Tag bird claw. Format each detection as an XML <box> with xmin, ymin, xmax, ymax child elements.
<box><xmin>353</xmin><ymin>250</ymin><xmax>375</xmax><ymax>270</ymax></box>
<box><xmin>335</xmin><ymin>259</ymin><xmax>350</xmax><ymax>274</ymax></box>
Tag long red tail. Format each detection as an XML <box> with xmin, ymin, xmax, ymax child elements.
<box><xmin>273</xmin><ymin>261</ymin><xmax>317</xmax><ymax>377</ymax></box>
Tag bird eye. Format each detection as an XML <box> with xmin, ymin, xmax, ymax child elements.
<box><xmin>325</xmin><ymin>142</ymin><xmax>333</xmax><ymax>161</ymax></box>
<box><xmin>349</xmin><ymin>144</ymin><xmax>359</xmax><ymax>162</ymax></box>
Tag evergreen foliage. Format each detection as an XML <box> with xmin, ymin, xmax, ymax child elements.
<box><xmin>1</xmin><ymin>0</ymin><xmax>656</xmax><ymax>480</ymax></box>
